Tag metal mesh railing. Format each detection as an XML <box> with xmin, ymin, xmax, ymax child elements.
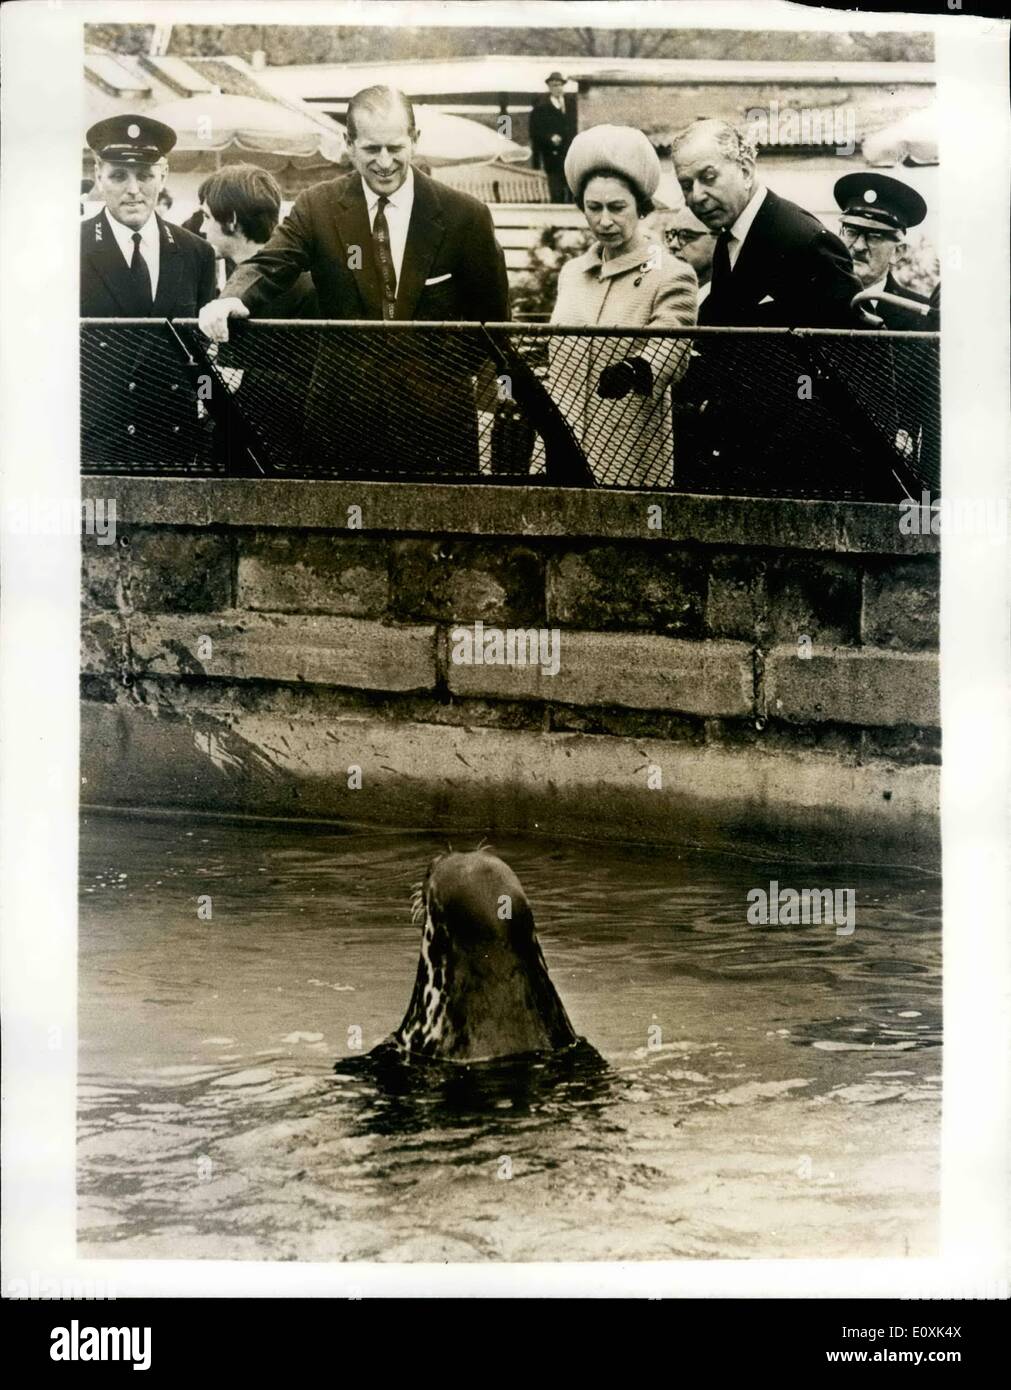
<box><xmin>80</xmin><ymin>320</ymin><xmax>940</xmax><ymax>500</ymax></box>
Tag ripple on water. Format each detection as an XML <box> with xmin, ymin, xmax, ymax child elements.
<box><xmin>77</xmin><ymin>814</ymin><xmax>942</xmax><ymax>1261</ymax></box>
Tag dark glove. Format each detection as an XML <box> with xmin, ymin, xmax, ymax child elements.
<box><xmin>596</xmin><ymin>356</ymin><xmax>653</xmax><ymax>400</ymax></box>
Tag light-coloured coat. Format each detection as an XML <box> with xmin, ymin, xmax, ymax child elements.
<box><xmin>549</xmin><ymin>239</ymin><xmax>697</xmax><ymax>485</ymax></box>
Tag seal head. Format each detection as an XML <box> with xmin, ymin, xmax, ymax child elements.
<box><xmin>391</xmin><ymin>849</ymin><xmax>578</xmax><ymax>1063</ymax></box>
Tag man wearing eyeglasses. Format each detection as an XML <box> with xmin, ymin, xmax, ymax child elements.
<box><xmin>665</xmin><ymin>206</ymin><xmax>718</xmax><ymax>310</ymax></box>
<box><xmin>834</xmin><ymin>173</ymin><xmax>939</xmax><ymax>489</ymax></box>
<box><xmin>833</xmin><ymin>173</ymin><xmax>935</xmax><ymax>329</ymax></box>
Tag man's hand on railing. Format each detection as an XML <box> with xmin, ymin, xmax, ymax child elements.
<box><xmin>596</xmin><ymin>357</ymin><xmax>653</xmax><ymax>400</ymax></box>
<box><xmin>851</xmin><ymin>287</ymin><xmax>933</xmax><ymax>329</ymax></box>
<box><xmin>199</xmin><ymin>297</ymin><xmax>250</xmax><ymax>344</ymax></box>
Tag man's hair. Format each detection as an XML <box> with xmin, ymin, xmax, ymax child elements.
<box><xmin>197</xmin><ymin>164</ymin><xmax>282</xmax><ymax>245</ymax></box>
<box><xmin>346</xmin><ymin>85</ymin><xmax>417</xmax><ymax>142</ymax></box>
<box><xmin>575</xmin><ymin>166</ymin><xmax>654</xmax><ymax>218</ymax></box>
<box><xmin>672</xmin><ymin>118</ymin><xmax>757</xmax><ymax>170</ymax></box>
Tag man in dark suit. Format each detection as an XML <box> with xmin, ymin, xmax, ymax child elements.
<box><xmin>80</xmin><ymin>115</ymin><xmax>217</xmax><ymax>470</ymax></box>
<box><xmin>529</xmin><ymin>72</ymin><xmax>574</xmax><ymax>204</ymax></box>
<box><xmin>199</xmin><ymin>85</ymin><xmax>509</xmax><ymax>475</ymax></box>
<box><xmin>672</xmin><ymin>118</ymin><xmax>864</xmax><ymax>329</ymax></box>
<box><xmin>670</xmin><ymin>120</ymin><xmax>897</xmax><ymax>498</ymax></box>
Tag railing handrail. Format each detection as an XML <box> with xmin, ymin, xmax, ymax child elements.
<box><xmin>80</xmin><ymin>318</ymin><xmax>940</xmax><ymax>341</ymax></box>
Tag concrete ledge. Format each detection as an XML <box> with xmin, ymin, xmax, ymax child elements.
<box><xmin>82</xmin><ymin>611</ymin><xmax>437</xmax><ymax>691</ymax></box>
<box><xmin>80</xmin><ymin>699</ymin><xmax>940</xmax><ymax>865</ymax></box>
<box><xmin>448</xmin><ymin>632</ymin><xmax>754</xmax><ymax>716</ymax></box>
<box><xmin>766</xmin><ymin>645</ymin><xmax>939</xmax><ymax>729</ymax></box>
<box><xmin>93</xmin><ymin>477</ymin><xmax>939</xmax><ymax>554</ymax></box>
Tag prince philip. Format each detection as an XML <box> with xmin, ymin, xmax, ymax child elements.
<box><xmin>199</xmin><ymin>86</ymin><xmax>510</xmax><ymax>474</ymax></box>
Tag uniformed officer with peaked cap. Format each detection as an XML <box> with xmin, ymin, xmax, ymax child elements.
<box><xmin>833</xmin><ymin>171</ymin><xmax>935</xmax><ymax>329</ymax></box>
<box><xmin>81</xmin><ymin>114</ymin><xmax>217</xmax><ymax>468</ymax></box>
<box><xmin>86</xmin><ymin>113</ymin><xmax>178</xmax><ymax>165</ymax></box>
<box><xmin>81</xmin><ymin>113</ymin><xmax>216</xmax><ymax>318</ymax></box>
<box><xmin>834</xmin><ymin>171</ymin><xmax>939</xmax><ymax>490</ymax></box>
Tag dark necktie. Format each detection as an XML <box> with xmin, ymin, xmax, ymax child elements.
<box><xmin>372</xmin><ymin>196</ymin><xmax>397</xmax><ymax>320</ymax></box>
<box><xmin>710</xmin><ymin>228</ymin><xmax>733</xmax><ymax>297</ymax></box>
<box><xmin>130</xmin><ymin>231</ymin><xmax>153</xmax><ymax>312</ymax></box>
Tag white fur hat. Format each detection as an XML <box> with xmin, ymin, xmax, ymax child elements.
<box><xmin>564</xmin><ymin>124</ymin><xmax>661</xmax><ymax>202</ymax></box>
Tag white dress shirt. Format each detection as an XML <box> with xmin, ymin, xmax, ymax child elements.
<box><xmin>105</xmin><ymin>209</ymin><xmax>160</xmax><ymax>300</ymax></box>
<box><xmin>724</xmin><ymin>183</ymin><xmax>769</xmax><ymax>272</ymax></box>
<box><xmin>363</xmin><ymin>167</ymin><xmax>415</xmax><ymax>287</ymax></box>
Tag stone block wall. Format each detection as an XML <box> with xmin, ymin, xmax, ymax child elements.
<box><xmin>80</xmin><ymin>479</ymin><xmax>940</xmax><ymax>862</ymax></box>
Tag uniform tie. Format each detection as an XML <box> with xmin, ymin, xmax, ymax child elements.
<box><xmin>372</xmin><ymin>195</ymin><xmax>397</xmax><ymax>319</ymax></box>
<box><xmin>130</xmin><ymin>231</ymin><xmax>153</xmax><ymax>312</ymax></box>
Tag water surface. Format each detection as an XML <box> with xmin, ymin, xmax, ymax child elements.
<box><xmin>79</xmin><ymin>812</ymin><xmax>941</xmax><ymax>1261</ymax></box>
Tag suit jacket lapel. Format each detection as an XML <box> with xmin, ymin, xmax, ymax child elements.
<box><xmin>152</xmin><ymin>214</ymin><xmax>181</xmax><ymax>317</ymax></box>
<box><xmin>396</xmin><ymin>172</ymin><xmax>446</xmax><ymax>320</ymax></box>
<box><xmin>333</xmin><ymin>176</ymin><xmax>384</xmax><ymax>319</ymax></box>
<box><xmin>86</xmin><ymin>209</ymin><xmax>148</xmax><ymax>315</ymax></box>
<box><xmin>724</xmin><ymin>188</ymin><xmax>778</xmax><ymax>305</ymax></box>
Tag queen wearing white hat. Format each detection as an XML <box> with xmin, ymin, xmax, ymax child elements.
<box><xmin>548</xmin><ymin>125</ymin><xmax>697</xmax><ymax>487</ymax></box>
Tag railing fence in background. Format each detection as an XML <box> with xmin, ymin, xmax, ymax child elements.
<box><xmin>80</xmin><ymin>320</ymin><xmax>939</xmax><ymax>501</ymax></box>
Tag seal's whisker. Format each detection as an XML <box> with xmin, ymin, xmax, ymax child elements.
<box><xmin>409</xmin><ymin>876</ymin><xmax>427</xmax><ymax>925</ymax></box>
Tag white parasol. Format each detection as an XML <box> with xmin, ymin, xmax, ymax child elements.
<box><xmin>410</xmin><ymin>108</ymin><xmax>529</xmax><ymax>167</ymax></box>
<box><xmin>149</xmin><ymin>93</ymin><xmax>346</xmax><ymax>165</ymax></box>
<box><xmin>862</xmin><ymin>107</ymin><xmax>938</xmax><ymax>167</ymax></box>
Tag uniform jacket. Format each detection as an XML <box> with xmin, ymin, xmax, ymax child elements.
<box><xmin>872</xmin><ymin>274</ymin><xmax>939</xmax><ymax>490</ymax></box>
<box><xmin>700</xmin><ymin>187</ymin><xmax>865</xmax><ymax>329</ymax></box>
<box><xmin>923</xmin><ymin>281</ymin><xmax>940</xmax><ymax>332</ymax></box>
<box><xmin>221</xmin><ymin>170</ymin><xmax>510</xmax><ymax>475</ymax></box>
<box><xmin>80</xmin><ymin>209</ymin><xmax>217</xmax><ymax>470</ymax></box>
<box><xmin>870</xmin><ymin>272</ymin><xmax>931</xmax><ymax>330</ymax></box>
<box><xmin>548</xmin><ymin>239</ymin><xmax>698</xmax><ymax>486</ymax></box>
<box><xmin>80</xmin><ymin>208</ymin><xmax>217</xmax><ymax>318</ymax></box>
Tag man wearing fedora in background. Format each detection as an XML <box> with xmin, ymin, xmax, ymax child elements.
<box><xmin>80</xmin><ymin>114</ymin><xmax>216</xmax><ymax>318</ymax></box>
<box><xmin>833</xmin><ymin>171</ymin><xmax>935</xmax><ymax>329</ymax></box>
<box><xmin>530</xmin><ymin>72</ymin><xmax>575</xmax><ymax>204</ymax></box>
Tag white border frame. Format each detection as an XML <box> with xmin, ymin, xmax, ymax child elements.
<box><xmin>2</xmin><ymin>0</ymin><xmax>1008</xmax><ymax>1300</ymax></box>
